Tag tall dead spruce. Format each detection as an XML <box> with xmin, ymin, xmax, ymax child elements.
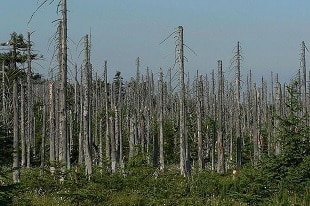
<box><xmin>83</xmin><ymin>35</ymin><xmax>93</xmax><ymax>177</ymax></box>
<box><xmin>177</xmin><ymin>26</ymin><xmax>190</xmax><ymax>176</ymax></box>
<box><xmin>59</xmin><ymin>0</ymin><xmax>68</xmax><ymax>170</ymax></box>
<box><xmin>217</xmin><ymin>60</ymin><xmax>225</xmax><ymax>174</ymax></box>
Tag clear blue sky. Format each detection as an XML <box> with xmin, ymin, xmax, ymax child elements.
<box><xmin>1</xmin><ymin>0</ymin><xmax>310</xmax><ymax>83</ymax></box>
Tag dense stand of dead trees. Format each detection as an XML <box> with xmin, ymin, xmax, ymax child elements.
<box><xmin>1</xmin><ymin>20</ymin><xmax>310</xmax><ymax>182</ymax></box>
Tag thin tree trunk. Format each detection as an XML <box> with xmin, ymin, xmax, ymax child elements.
<box><xmin>27</xmin><ymin>31</ymin><xmax>33</xmax><ymax>168</ymax></box>
<box><xmin>41</xmin><ymin>88</ymin><xmax>46</xmax><ymax>175</ymax></box>
<box><xmin>178</xmin><ymin>26</ymin><xmax>188</xmax><ymax>176</ymax></box>
<box><xmin>197</xmin><ymin>74</ymin><xmax>203</xmax><ymax>172</ymax></box>
<box><xmin>159</xmin><ymin>68</ymin><xmax>164</xmax><ymax>170</ymax></box>
<box><xmin>217</xmin><ymin>60</ymin><xmax>225</xmax><ymax>174</ymax></box>
<box><xmin>21</xmin><ymin>82</ymin><xmax>26</xmax><ymax>167</ymax></box>
<box><xmin>83</xmin><ymin>35</ymin><xmax>92</xmax><ymax>177</ymax></box>
<box><xmin>104</xmin><ymin>61</ymin><xmax>110</xmax><ymax>163</ymax></box>
<box><xmin>79</xmin><ymin>67</ymin><xmax>84</xmax><ymax>164</ymax></box>
<box><xmin>236</xmin><ymin>41</ymin><xmax>242</xmax><ymax>168</ymax></box>
<box><xmin>49</xmin><ymin>80</ymin><xmax>56</xmax><ymax>173</ymax></box>
<box><xmin>13</xmin><ymin>80</ymin><xmax>20</xmax><ymax>183</ymax></box>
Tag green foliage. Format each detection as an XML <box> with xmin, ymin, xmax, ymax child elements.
<box><xmin>262</xmin><ymin>82</ymin><xmax>310</xmax><ymax>192</ymax></box>
<box><xmin>0</xmin><ymin>126</ymin><xmax>12</xmax><ymax>166</ymax></box>
<box><xmin>1</xmin><ymin>164</ymin><xmax>308</xmax><ymax>205</ymax></box>
<box><xmin>164</xmin><ymin>120</ymin><xmax>178</xmax><ymax>164</ymax></box>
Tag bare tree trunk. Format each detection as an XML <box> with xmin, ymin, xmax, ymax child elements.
<box><xmin>27</xmin><ymin>31</ymin><xmax>33</xmax><ymax>168</ymax></box>
<box><xmin>104</xmin><ymin>61</ymin><xmax>110</xmax><ymax>163</ymax></box>
<box><xmin>20</xmin><ymin>82</ymin><xmax>26</xmax><ymax>167</ymax></box>
<box><xmin>41</xmin><ymin>88</ymin><xmax>46</xmax><ymax>175</ymax></box>
<box><xmin>197</xmin><ymin>74</ymin><xmax>203</xmax><ymax>172</ymax></box>
<box><xmin>275</xmin><ymin>75</ymin><xmax>282</xmax><ymax>155</ymax></box>
<box><xmin>79</xmin><ymin>67</ymin><xmax>84</xmax><ymax>164</ymax></box>
<box><xmin>129</xmin><ymin>116</ymin><xmax>135</xmax><ymax>159</ymax></box>
<box><xmin>252</xmin><ymin>84</ymin><xmax>259</xmax><ymax>164</ymax></box>
<box><xmin>83</xmin><ymin>35</ymin><xmax>92</xmax><ymax>177</ymax></box>
<box><xmin>217</xmin><ymin>60</ymin><xmax>225</xmax><ymax>174</ymax></box>
<box><xmin>178</xmin><ymin>26</ymin><xmax>188</xmax><ymax>176</ymax></box>
<box><xmin>13</xmin><ymin>80</ymin><xmax>20</xmax><ymax>183</ymax></box>
<box><xmin>211</xmin><ymin>70</ymin><xmax>216</xmax><ymax>171</ymax></box>
<box><xmin>301</xmin><ymin>41</ymin><xmax>308</xmax><ymax>120</ymax></box>
<box><xmin>159</xmin><ymin>68</ymin><xmax>164</xmax><ymax>170</ymax></box>
<box><xmin>59</xmin><ymin>0</ymin><xmax>68</xmax><ymax>170</ymax></box>
<box><xmin>236</xmin><ymin>41</ymin><xmax>242</xmax><ymax>168</ymax></box>
<box><xmin>49</xmin><ymin>80</ymin><xmax>56</xmax><ymax>173</ymax></box>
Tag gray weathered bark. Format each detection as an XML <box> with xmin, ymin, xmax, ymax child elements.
<box><xmin>159</xmin><ymin>68</ymin><xmax>164</xmax><ymax>170</ymax></box>
<box><xmin>59</xmin><ymin>0</ymin><xmax>68</xmax><ymax>169</ymax></box>
<box><xmin>27</xmin><ymin>31</ymin><xmax>33</xmax><ymax>168</ymax></box>
<box><xmin>83</xmin><ymin>35</ymin><xmax>92</xmax><ymax>177</ymax></box>
<box><xmin>49</xmin><ymin>80</ymin><xmax>56</xmax><ymax>172</ymax></box>
<box><xmin>217</xmin><ymin>60</ymin><xmax>225</xmax><ymax>174</ymax></box>
<box><xmin>13</xmin><ymin>80</ymin><xmax>20</xmax><ymax>183</ymax></box>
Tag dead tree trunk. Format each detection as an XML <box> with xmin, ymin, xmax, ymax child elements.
<box><xmin>159</xmin><ymin>68</ymin><xmax>165</xmax><ymax>170</ymax></box>
<box><xmin>79</xmin><ymin>66</ymin><xmax>84</xmax><ymax>164</ymax></box>
<box><xmin>211</xmin><ymin>69</ymin><xmax>216</xmax><ymax>171</ymax></box>
<box><xmin>178</xmin><ymin>26</ymin><xmax>188</xmax><ymax>176</ymax></box>
<box><xmin>301</xmin><ymin>41</ymin><xmax>308</xmax><ymax>120</ymax></box>
<box><xmin>275</xmin><ymin>74</ymin><xmax>282</xmax><ymax>155</ymax></box>
<box><xmin>104</xmin><ymin>61</ymin><xmax>110</xmax><ymax>163</ymax></box>
<box><xmin>49</xmin><ymin>80</ymin><xmax>56</xmax><ymax>173</ymax></box>
<box><xmin>13</xmin><ymin>80</ymin><xmax>20</xmax><ymax>183</ymax></box>
<box><xmin>26</xmin><ymin>31</ymin><xmax>33</xmax><ymax>168</ymax></box>
<box><xmin>196</xmin><ymin>73</ymin><xmax>204</xmax><ymax>172</ymax></box>
<box><xmin>83</xmin><ymin>35</ymin><xmax>92</xmax><ymax>177</ymax></box>
<box><xmin>20</xmin><ymin>82</ymin><xmax>26</xmax><ymax>167</ymax></box>
<box><xmin>59</xmin><ymin>0</ymin><xmax>68</xmax><ymax>169</ymax></box>
<box><xmin>236</xmin><ymin>41</ymin><xmax>242</xmax><ymax>168</ymax></box>
<box><xmin>41</xmin><ymin>88</ymin><xmax>46</xmax><ymax>175</ymax></box>
<box><xmin>217</xmin><ymin>60</ymin><xmax>225</xmax><ymax>174</ymax></box>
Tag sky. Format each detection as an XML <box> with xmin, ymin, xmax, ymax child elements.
<box><xmin>1</xmin><ymin>0</ymin><xmax>310</xmax><ymax>84</ymax></box>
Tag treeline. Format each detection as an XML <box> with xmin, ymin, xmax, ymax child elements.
<box><xmin>0</xmin><ymin>28</ymin><xmax>309</xmax><ymax>180</ymax></box>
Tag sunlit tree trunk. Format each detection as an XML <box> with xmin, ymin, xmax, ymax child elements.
<box><xmin>59</xmin><ymin>0</ymin><xmax>68</xmax><ymax>170</ymax></box>
<box><xmin>217</xmin><ymin>60</ymin><xmax>225</xmax><ymax>174</ymax></box>
<box><xmin>49</xmin><ymin>80</ymin><xmax>56</xmax><ymax>173</ymax></box>
<box><xmin>83</xmin><ymin>35</ymin><xmax>92</xmax><ymax>177</ymax></box>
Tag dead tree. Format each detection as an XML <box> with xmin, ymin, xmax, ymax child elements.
<box><xmin>20</xmin><ymin>82</ymin><xmax>26</xmax><ymax>167</ymax></box>
<box><xmin>104</xmin><ymin>61</ymin><xmax>110</xmax><ymax>163</ymax></box>
<box><xmin>41</xmin><ymin>87</ymin><xmax>47</xmax><ymax>175</ymax></box>
<box><xmin>178</xmin><ymin>26</ymin><xmax>189</xmax><ymax>176</ymax></box>
<box><xmin>196</xmin><ymin>74</ymin><xmax>204</xmax><ymax>172</ymax></box>
<box><xmin>159</xmin><ymin>68</ymin><xmax>165</xmax><ymax>170</ymax></box>
<box><xmin>13</xmin><ymin>80</ymin><xmax>20</xmax><ymax>183</ymax></box>
<box><xmin>83</xmin><ymin>35</ymin><xmax>92</xmax><ymax>177</ymax></box>
<box><xmin>235</xmin><ymin>41</ymin><xmax>242</xmax><ymax>168</ymax></box>
<box><xmin>301</xmin><ymin>41</ymin><xmax>308</xmax><ymax>119</ymax></box>
<box><xmin>49</xmin><ymin>80</ymin><xmax>56</xmax><ymax>173</ymax></box>
<box><xmin>26</xmin><ymin>31</ymin><xmax>33</xmax><ymax>168</ymax></box>
<box><xmin>59</xmin><ymin>0</ymin><xmax>68</xmax><ymax>169</ymax></box>
<box><xmin>217</xmin><ymin>60</ymin><xmax>225</xmax><ymax>174</ymax></box>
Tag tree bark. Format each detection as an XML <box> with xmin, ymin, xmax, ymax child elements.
<box><xmin>83</xmin><ymin>35</ymin><xmax>92</xmax><ymax>177</ymax></box>
<box><xmin>26</xmin><ymin>31</ymin><xmax>33</xmax><ymax>168</ymax></box>
<box><xmin>217</xmin><ymin>60</ymin><xmax>225</xmax><ymax>174</ymax></box>
<box><xmin>49</xmin><ymin>80</ymin><xmax>56</xmax><ymax>173</ymax></box>
<box><xmin>59</xmin><ymin>0</ymin><xmax>68</xmax><ymax>169</ymax></box>
<box><xmin>13</xmin><ymin>80</ymin><xmax>20</xmax><ymax>183</ymax></box>
<box><xmin>159</xmin><ymin>68</ymin><xmax>164</xmax><ymax>170</ymax></box>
